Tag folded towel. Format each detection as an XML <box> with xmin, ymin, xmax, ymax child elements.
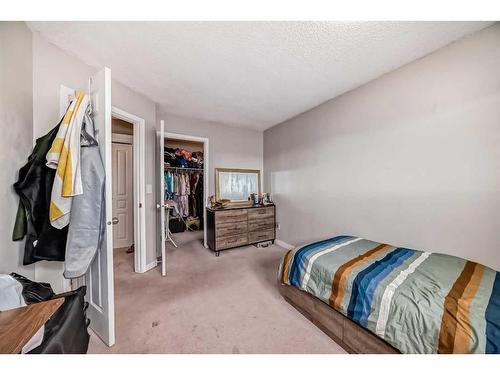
<box><xmin>46</xmin><ymin>91</ymin><xmax>88</xmax><ymax>229</ymax></box>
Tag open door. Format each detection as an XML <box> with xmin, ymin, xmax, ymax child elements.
<box><xmin>157</xmin><ymin>120</ymin><xmax>166</xmax><ymax>276</ymax></box>
<box><xmin>85</xmin><ymin>67</ymin><xmax>115</xmax><ymax>346</ymax></box>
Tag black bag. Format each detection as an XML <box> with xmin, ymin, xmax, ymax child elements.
<box><xmin>169</xmin><ymin>217</ymin><xmax>186</xmax><ymax>233</ymax></box>
<box><xmin>8</xmin><ymin>273</ymin><xmax>90</xmax><ymax>354</ymax></box>
<box><xmin>28</xmin><ymin>286</ymin><xmax>90</xmax><ymax>354</ymax></box>
<box><xmin>10</xmin><ymin>273</ymin><xmax>55</xmax><ymax>304</ymax></box>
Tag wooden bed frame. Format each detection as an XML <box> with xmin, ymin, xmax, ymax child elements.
<box><xmin>278</xmin><ymin>283</ymin><xmax>400</xmax><ymax>354</ymax></box>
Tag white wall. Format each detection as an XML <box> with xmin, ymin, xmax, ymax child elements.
<box><xmin>30</xmin><ymin>30</ymin><xmax>159</xmax><ymax>290</ymax></box>
<box><xmin>0</xmin><ymin>22</ymin><xmax>35</xmax><ymax>278</ymax></box>
<box><xmin>264</xmin><ymin>24</ymin><xmax>500</xmax><ymax>271</ymax></box>
<box><xmin>112</xmin><ymin>80</ymin><xmax>158</xmax><ymax>266</ymax></box>
<box><xmin>158</xmin><ymin>111</ymin><xmax>264</xmax><ymax>196</ymax></box>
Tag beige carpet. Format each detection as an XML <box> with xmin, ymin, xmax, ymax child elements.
<box><xmin>88</xmin><ymin>231</ymin><xmax>345</xmax><ymax>354</ymax></box>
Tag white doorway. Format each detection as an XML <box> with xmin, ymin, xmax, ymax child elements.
<box><xmin>111</xmin><ymin>107</ymin><xmax>147</xmax><ymax>274</ymax></box>
<box><xmin>157</xmin><ymin>125</ymin><xmax>209</xmax><ymax>276</ymax></box>
<box><xmin>165</xmin><ymin>132</ymin><xmax>209</xmax><ymax>249</ymax></box>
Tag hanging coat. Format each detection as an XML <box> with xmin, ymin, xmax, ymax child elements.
<box><xmin>13</xmin><ymin>121</ymin><xmax>68</xmax><ymax>265</ymax></box>
<box><xmin>63</xmin><ymin>115</ymin><xmax>106</xmax><ymax>279</ymax></box>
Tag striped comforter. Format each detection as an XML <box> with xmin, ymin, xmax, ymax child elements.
<box><xmin>279</xmin><ymin>236</ymin><xmax>500</xmax><ymax>354</ymax></box>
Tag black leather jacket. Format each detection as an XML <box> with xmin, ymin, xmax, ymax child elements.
<box><xmin>13</xmin><ymin>122</ymin><xmax>68</xmax><ymax>265</ymax></box>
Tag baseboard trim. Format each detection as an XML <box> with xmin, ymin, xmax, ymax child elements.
<box><xmin>275</xmin><ymin>239</ymin><xmax>295</xmax><ymax>250</ymax></box>
<box><xmin>143</xmin><ymin>260</ymin><xmax>158</xmax><ymax>273</ymax></box>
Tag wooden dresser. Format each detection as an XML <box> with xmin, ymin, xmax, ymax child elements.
<box><xmin>206</xmin><ymin>204</ymin><xmax>276</xmax><ymax>256</ymax></box>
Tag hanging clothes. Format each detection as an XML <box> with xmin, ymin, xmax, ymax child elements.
<box><xmin>46</xmin><ymin>92</ymin><xmax>89</xmax><ymax>229</ymax></box>
<box><xmin>12</xmin><ymin>119</ymin><xmax>68</xmax><ymax>265</ymax></box>
<box><xmin>189</xmin><ymin>173</ymin><xmax>199</xmax><ymax>220</ymax></box>
<box><xmin>164</xmin><ymin>168</ymin><xmax>203</xmax><ymax>220</ymax></box>
<box><xmin>195</xmin><ymin>172</ymin><xmax>204</xmax><ymax>224</ymax></box>
<box><xmin>63</xmin><ymin>115</ymin><xmax>106</xmax><ymax>279</ymax></box>
<box><xmin>174</xmin><ymin>172</ymin><xmax>189</xmax><ymax>217</ymax></box>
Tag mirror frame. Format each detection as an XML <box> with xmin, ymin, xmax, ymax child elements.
<box><xmin>215</xmin><ymin>168</ymin><xmax>261</xmax><ymax>203</ymax></box>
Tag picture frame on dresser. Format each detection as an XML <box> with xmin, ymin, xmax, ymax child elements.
<box><xmin>215</xmin><ymin>168</ymin><xmax>261</xmax><ymax>204</ymax></box>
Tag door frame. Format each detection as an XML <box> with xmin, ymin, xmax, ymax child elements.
<box><xmin>111</xmin><ymin>107</ymin><xmax>147</xmax><ymax>273</ymax></box>
<box><xmin>165</xmin><ymin>131</ymin><xmax>209</xmax><ymax>248</ymax></box>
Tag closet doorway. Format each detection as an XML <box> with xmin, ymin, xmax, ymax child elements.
<box><xmin>111</xmin><ymin>108</ymin><xmax>146</xmax><ymax>274</ymax></box>
<box><xmin>160</xmin><ymin>130</ymin><xmax>209</xmax><ymax>275</ymax></box>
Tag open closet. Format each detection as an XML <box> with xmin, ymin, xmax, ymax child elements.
<box><xmin>164</xmin><ymin>138</ymin><xmax>204</xmax><ymax>236</ymax></box>
<box><xmin>157</xmin><ymin>122</ymin><xmax>209</xmax><ymax>276</ymax></box>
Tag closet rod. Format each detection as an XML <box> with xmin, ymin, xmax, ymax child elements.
<box><xmin>164</xmin><ymin>166</ymin><xmax>204</xmax><ymax>172</ymax></box>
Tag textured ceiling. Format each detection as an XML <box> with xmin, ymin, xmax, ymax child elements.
<box><xmin>28</xmin><ymin>21</ymin><xmax>492</xmax><ymax>130</ymax></box>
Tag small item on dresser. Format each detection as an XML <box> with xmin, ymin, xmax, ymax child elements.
<box><xmin>263</xmin><ymin>193</ymin><xmax>272</xmax><ymax>205</ymax></box>
<box><xmin>212</xmin><ymin>199</ymin><xmax>232</xmax><ymax>209</ymax></box>
<box><xmin>209</xmin><ymin>194</ymin><xmax>216</xmax><ymax>207</ymax></box>
<box><xmin>258</xmin><ymin>194</ymin><xmax>267</xmax><ymax>205</ymax></box>
<box><xmin>250</xmin><ymin>193</ymin><xmax>259</xmax><ymax>205</ymax></box>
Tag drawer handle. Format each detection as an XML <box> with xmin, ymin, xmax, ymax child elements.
<box><xmin>228</xmin><ymin>238</ymin><xmax>238</xmax><ymax>243</ymax></box>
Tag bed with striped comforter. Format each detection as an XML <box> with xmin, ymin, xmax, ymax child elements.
<box><xmin>279</xmin><ymin>235</ymin><xmax>500</xmax><ymax>354</ymax></box>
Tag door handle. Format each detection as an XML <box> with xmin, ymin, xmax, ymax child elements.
<box><xmin>107</xmin><ymin>217</ymin><xmax>120</xmax><ymax>225</ymax></box>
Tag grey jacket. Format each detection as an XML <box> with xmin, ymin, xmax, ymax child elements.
<box><xmin>64</xmin><ymin>114</ymin><xmax>106</xmax><ymax>279</ymax></box>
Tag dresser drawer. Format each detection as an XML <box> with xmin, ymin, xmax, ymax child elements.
<box><xmin>215</xmin><ymin>209</ymin><xmax>247</xmax><ymax>223</ymax></box>
<box><xmin>216</xmin><ymin>221</ymin><xmax>248</xmax><ymax>237</ymax></box>
<box><xmin>248</xmin><ymin>217</ymin><xmax>275</xmax><ymax>232</ymax></box>
<box><xmin>248</xmin><ymin>206</ymin><xmax>274</xmax><ymax>220</ymax></box>
<box><xmin>216</xmin><ymin>234</ymin><xmax>248</xmax><ymax>250</ymax></box>
<box><xmin>249</xmin><ymin>229</ymin><xmax>275</xmax><ymax>243</ymax></box>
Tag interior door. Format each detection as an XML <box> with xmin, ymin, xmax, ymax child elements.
<box><xmin>86</xmin><ymin>67</ymin><xmax>115</xmax><ymax>346</ymax></box>
<box><xmin>157</xmin><ymin>120</ymin><xmax>166</xmax><ymax>276</ymax></box>
<box><xmin>112</xmin><ymin>142</ymin><xmax>134</xmax><ymax>249</ymax></box>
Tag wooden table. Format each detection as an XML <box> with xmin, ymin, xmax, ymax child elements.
<box><xmin>0</xmin><ymin>297</ymin><xmax>64</xmax><ymax>354</ymax></box>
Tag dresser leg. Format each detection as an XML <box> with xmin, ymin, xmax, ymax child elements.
<box><xmin>215</xmin><ymin>251</ymin><xmax>220</xmax><ymax>257</ymax></box>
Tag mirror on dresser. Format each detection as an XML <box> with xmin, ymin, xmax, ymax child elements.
<box><xmin>215</xmin><ymin>168</ymin><xmax>261</xmax><ymax>203</ymax></box>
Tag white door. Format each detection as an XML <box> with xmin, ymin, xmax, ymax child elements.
<box><xmin>157</xmin><ymin>120</ymin><xmax>166</xmax><ymax>276</ymax></box>
<box><xmin>85</xmin><ymin>67</ymin><xmax>115</xmax><ymax>346</ymax></box>
<box><xmin>112</xmin><ymin>142</ymin><xmax>134</xmax><ymax>249</ymax></box>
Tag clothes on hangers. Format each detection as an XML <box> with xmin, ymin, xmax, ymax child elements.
<box><xmin>164</xmin><ymin>168</ymin><xmax>203</xmax><ymax>220</ymax></box>
<box><xmin>12</xmin><ymin>93</ymin><xmax>106</xmax><ymax>273</ymax></box>
<box><xmin>64</xmin><ymin>114</ymin><xmax>106</xmax><ymax>279</ymax></box>
<box><xmin>189</xmin><ymin>173</ymin><xmax>199</xmax><ymax>220</ymax></box>
<box><xmin>195</xmin><ymin>172</ymin><xmax>204</xmax><ymax>222</ymax></box>
<box><xmin>175</xmin><ymin>172</ymin><xmax>190</xmax><ymax>217</ymax></box>
<box><xmin>12</xmin><ymin>119</ymin><xmax>68</xmax><ymax>265</ymax></box>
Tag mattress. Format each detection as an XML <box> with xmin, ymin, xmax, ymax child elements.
<box><xmin>279</xmin><ymin>235</ymin><xmax>500</xmax><ymax>354</ymax></box>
